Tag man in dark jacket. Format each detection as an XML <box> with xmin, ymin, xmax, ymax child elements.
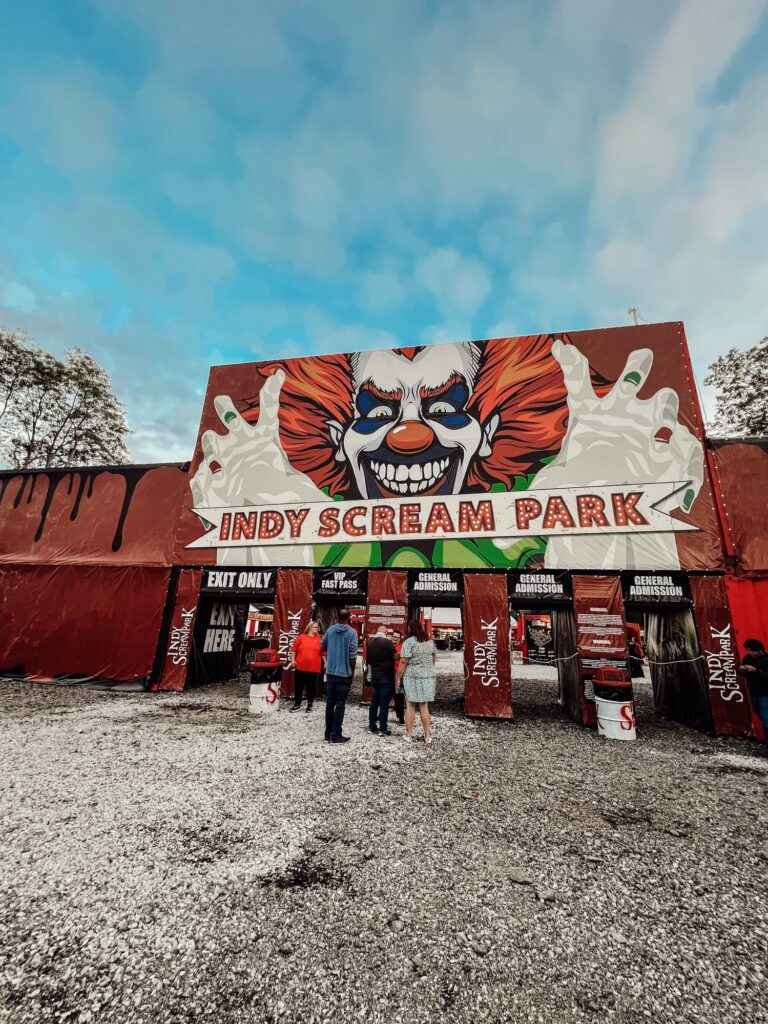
<box><xmin>366</xmin><ymin>626</ymin><xmax>396</xmax><ymax>736</ymax></box>
<box><xmin>739</xmin><ymin>638</ymin><xmax>768</xmax><ymax>745</ymax></box>
<box><xmin>321</xmin><ymin>610</ymin><xmax>358</xmax><ymax>744</ymax></box>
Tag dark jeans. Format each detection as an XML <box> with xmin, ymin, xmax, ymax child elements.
<box><xmin>754</xmin><ymin>694</ymin><xmax>768</xmax><ymax>741</ymax></box>
<box><xmin>294</xmin><ymin>669</ymin><xmax>318</xmax><ymax>706</ymax></box>
<box><xmin>369</xmin><ymin>677</ymin><xmax>393</xmax><ymax>732</ymax></box>
<box><xmin>325</xmin><ymin>674</ymin><xmax>352</xmax><ymax>740</ymax></box>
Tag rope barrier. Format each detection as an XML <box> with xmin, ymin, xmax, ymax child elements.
<box><xmin>540</xmin><ymin>652</ymin><xmax>706</xmax><ymax>667</ymax></box>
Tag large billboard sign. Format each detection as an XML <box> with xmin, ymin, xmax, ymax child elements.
<box><xmin>175</xmin><ymin>324</ymin><xmax>724</xmax><ymax>572</ymax></box>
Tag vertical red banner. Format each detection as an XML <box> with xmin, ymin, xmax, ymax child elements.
<box><xmin>463</xmin><ymin>573</ymin><xmax>513</xmax><ymax>719</ymax></box>
<box><xmin>364</xmin><ymin>570</ymin><xmax>408</xmax><ymax>704</ymax></box>
<box><xmin>572</xmin><ymin>575</ymin><xmax>627</xmax><ymax>726</ymax></box>
<box><xmin>690</xmin><ymin>575</ymin><xmax>755</xmax><ymax>737</ymax></box>
<box><xmin>271</xmin><ymin>568</ymin><xmax>314</xmax><ymax>700</ymax></box>
<box><xmin>157</xmin><ymin>569</ymin><xmax>202</xmax><ymax>692</ymax></box>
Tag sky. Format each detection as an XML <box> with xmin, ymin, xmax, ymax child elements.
<box><xmin>1</xmin><ymin>0</ymin><xmax>767</xmax><ymax>463</ymax></box>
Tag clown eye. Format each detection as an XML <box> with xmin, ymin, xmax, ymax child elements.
<box><xmin>426</xmin><ymin>400</ymin><xmax>457</xmax><ymax>416</ymax></box>
<box><xmin>366</xmin><ymin>405</ymin><xmax>394</xmax><ymax>420</ymax></box>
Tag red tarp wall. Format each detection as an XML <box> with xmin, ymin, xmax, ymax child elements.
<box><xmin>708</xmin><ymin>439</ymin><xmax>768</xmax><ymax>576</ymax></box>
<box><xmin>0</xmin><ymin>465</ymin><xmax>188</xmax><ymax>685</ymax></box>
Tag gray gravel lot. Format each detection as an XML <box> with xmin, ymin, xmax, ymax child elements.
<box><xmin>2</xmin><ymin>657</ymin><xmax>767</xmax><ymax>1024</ymax></box>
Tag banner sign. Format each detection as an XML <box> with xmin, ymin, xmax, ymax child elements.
<box><xmin>271</xmin><ymin>568</ymin><xmax>314</xmax><ymax>701</ymax></box>
<box><xmin>524</xmin><ymin>615</ymin><xmax>555</xmax><ymax>664</ymax></box>
<box><xmin>201</xmin><ymin>567</ymin><xmax>275</xmax><ymax>596</ymax></box>
<box><xmin>572</xmin><ymin>575</ymin><xmax>628</xmax><ymax>725</ymax></box>
<box><xmin>463</xmin><ymin>573</ymin><xmax>513</xmax><ymax>719</ymax></box>
<box><xmin>508</xmin><ymin>570</ymin><xmax>572</xmax><ymax>604</ymax></box>
<box><xmin>364</xmin><ymin>570</ymin><xmax>408</xmax><ymax>704</ymax></box>
<box><xmin>622</xmin><ymin>571</ymin><xmax>690</xmax><ymax>605</ymax></box>
<box><xmin>689</xmin><ymin>575</ymin><xmax>754</xmax><ymax>737</ymax></box>
<box><xmin>409</xmin><ymin>569</ymin><xmax>462</xmax><ymax>600</ymax></box>
<box><xmin>573</xmin><ymin>575</ymin><xmax>627</xmax><ymax>664</ymax></box>
<box><xmin>313</xmin><ymin>568</ymin><xmax>367</xmax><ymax>599</ymax></box>
<box><xmin>188</xmin><ymin>482</ymin><xmax>696</xmax><ymax>551</ymax></box>
<box><xmin>158</xmin><ymin>569</ymin><xmax>202</xmax><ymax>692</ymax></box>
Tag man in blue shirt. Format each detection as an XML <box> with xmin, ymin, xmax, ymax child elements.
<box><xmin>321</xmin><ymin>610</ymin><xmax>359</xmax><ymax>743</ymax></box>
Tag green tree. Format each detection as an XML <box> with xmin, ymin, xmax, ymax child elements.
<box><xmin>0</xmin><ymin>329</ymin><xmax>130</xmax><ymax>469</ymax></box>
<box><xmin>704</xmin><ymin>336</ymin><xmax>768</xmax><ymax>437</ymax></box>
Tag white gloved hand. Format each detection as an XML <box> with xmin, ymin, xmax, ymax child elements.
<box><xmin>495</xmin><ymin>340</ymin><xmax>704</xmax><ymax>570</ymax></box>
<box><xmin>190</xmin><ymin>369</ymin><xmax>325</xmax><ymax>566</ymax></box>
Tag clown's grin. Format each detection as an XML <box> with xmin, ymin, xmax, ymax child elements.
<box><xmin>362</xmin><ymin>450</ymin><xmax>460</xmax><ymax>498</ymax></box>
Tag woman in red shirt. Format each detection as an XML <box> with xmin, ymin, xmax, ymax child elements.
<box><xmin>289</xmin><ymin>621</ymin><xmax>323</xmax><ymax>713</ymax></box>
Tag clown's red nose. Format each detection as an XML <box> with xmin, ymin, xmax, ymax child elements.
<box><xmin>385</xmin><ymin>420</ymin><xmax>435</xmax><ymax>454</ymax></box>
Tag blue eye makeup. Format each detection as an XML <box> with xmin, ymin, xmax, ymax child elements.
<box><xmin>422</xmin><ymin>382</ymin><xmax>470</xmax><ymax>429</ymax></box>
<box><xmin>353</xmin><ymin>390</ymin><xmax>399</xmax><ymax>434</ymax></box>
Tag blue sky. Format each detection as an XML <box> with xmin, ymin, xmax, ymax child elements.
<box><xmin>1</xmin><ymin>0</ymin><xmax>767</xmax><ymax>462</ymax></box>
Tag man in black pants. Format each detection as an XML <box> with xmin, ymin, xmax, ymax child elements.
<box><xmin>321</xmin><ymin>609</ymin><xmax>358</xmax><ymax>744</ymax></box>
<box><xmin>367</xmin><ymin>626</ymin><xmax>396</xmax><ymax>735</ymax></box>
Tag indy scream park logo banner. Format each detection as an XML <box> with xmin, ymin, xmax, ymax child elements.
<box><xmin>184</xmin><ymin>328</ymin><xmax>711</xmax><ymax>572</ymax></box>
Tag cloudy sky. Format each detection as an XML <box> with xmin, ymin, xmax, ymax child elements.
<box><xmin>1</xmin><ymin>0</ymin><xmax>767</xmax><ymax>462</ymax></box>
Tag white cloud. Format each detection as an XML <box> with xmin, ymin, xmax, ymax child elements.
<box><xmin>415</xmin><ymin>249</ymin><xmax>491</xmax><ymax>317</ymax></box>
<box><xmin>2</xmin><ymin>64</ymin><xmax>119</xmax><ymax>174</ymax></box>
<box><xmin>595</xmin><ymin>0</ymin><xmax>766</xmax><ymax>206</ymax></box>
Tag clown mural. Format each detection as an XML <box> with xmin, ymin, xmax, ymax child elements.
<box><xmin>188</xmin><ymin>332</ymin><xmax>706</xmax><ymax>571</ymax></box>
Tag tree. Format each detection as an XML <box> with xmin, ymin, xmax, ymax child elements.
<box><xmin>0</xmin><ymin>329</ymin><xmax>130</xmax><ymax>469</ymax></box>
<box><xmin>704</xmin><ymin>336</ymin><xmax>768</xmax><ymax>437</ymax></box>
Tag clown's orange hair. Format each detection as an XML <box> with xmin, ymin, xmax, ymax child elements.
<box><xmin>241</xmin><ymin>335</ymin><xmax>596</xmax><ymax>496</ymax></box>
<box><xmin>465</xmin><ymin>335</ymin><xmax>570</xmax><ymax>489</ymax></box>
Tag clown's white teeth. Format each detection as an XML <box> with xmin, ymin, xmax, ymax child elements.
<box><xmin>370</xmin><ymin>458</ymin><xmax>450</xmax><ymax>493</ymax></box>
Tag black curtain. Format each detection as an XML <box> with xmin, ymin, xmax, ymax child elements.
<box><xmin>552</xmin><ymin>608</ymin><xmax>582</xmax><ymax>724</ymax></box>
<box><xmin>644</xmin><ymin>608</ymin><xmax>714</xmax><ymax>733</ymax></box>
<box><xmin>188</xmin><ymin>598</ymin><xmax>248</xmax><ymax>687</ymax></box>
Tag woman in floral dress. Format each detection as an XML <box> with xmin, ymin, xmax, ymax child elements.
<box><xmin>396</xmin><ymin>618</ymin><xmax>437</xmax><ymax>744</ymax></box>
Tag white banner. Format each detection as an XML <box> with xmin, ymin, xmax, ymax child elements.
<box><xmin>187</xmin><ymin>482</ymin><xmax>696</xmax><ymax>550</ymax></box>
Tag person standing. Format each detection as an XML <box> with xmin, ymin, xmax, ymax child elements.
<box><xmin>289</xmin><ymin>621</ymin><xmax>323</xmax><ymax>713</ymax></box>
<box><xmin>321</xmin><ymin>610</ymin><xmax>358</xmax><ymax>744</ymax></box>
<box><xmin>366</xmin><ymin>625</ymin><xmax>396</xmax><ymax>736</ymax></box>
<box><xmin>396</xmin><ymin>619</ymin><xmax>437</xmax><ymax>744</ymax></box>
<box><xmin>739</xmin><ymin>638</ymin><xmax>768</xmax><ymax>746</ymax></box>
<box><xmin>391</xmin><ymin>631</ymin><xmax>406</xmax><ymax>725</ymax></box>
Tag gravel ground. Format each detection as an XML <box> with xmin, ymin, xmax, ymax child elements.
<box><xmin>2</xmin><ymin>655</ymin><xmax>767</xmax><ymax>1024</ymax></box>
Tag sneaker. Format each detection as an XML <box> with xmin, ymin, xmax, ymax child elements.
<box><xmin>305</xmin><ymin>704</ymin><xmax>313</xmax><ymax>713</ymax></box>
<box><xmin>368</xmin><ymin>726</ymin><xmax>379</xmax><ymax>734</ymax></box>
<box><xmin>289</xmin><ymin>704</ymin><xmax>302</xmax><ymax>713</ymax></box>
<box><xmin>330</xmin><ymin>736</ymin><xmax>351</xmax><ymax>744</ymax></box>
<box><xmin>379</xmin><ymin>729</ymin><xmax>392</xmax><ymax>737</ymax></box>
<box><xmin>425</xmin><ymin>736</ymin><xmax>433</xmax><ymax>745</ymax></box>
<box><xmin>324</xmin><ymin>734</ymin><xmax>331</xmax><ymax>742</ymax></box>
<box><xmin>403</xmin><ymin>734</ymin><xmax>414</xmax><ymax>742</ymax></box>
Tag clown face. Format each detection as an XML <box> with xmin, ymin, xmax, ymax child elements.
<box><xmin>329</xmin><ymin>344</ymin><xmax>497</xmax><ymax>499</ymax></box>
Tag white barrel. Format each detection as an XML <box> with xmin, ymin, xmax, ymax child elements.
<box><xmin>248</xmin><ymin>680</ymin><xmax>280</xmax><ymax>716</ymax></box>
<box><xmin>595</xmin><ymin>697</ymin><xmax>636</xmax><ymax>741</ymax></box>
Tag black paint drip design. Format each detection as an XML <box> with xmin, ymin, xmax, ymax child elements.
<box><xmin>34</xmin><ymin>475</ymin><xmax>61</xmax><ymax>542</ymax></box>
<box><xmin>1</xmin><ymin>466</ymin><xmax>159</xmax><ymax>551</ymax></box>
<box><xmin>13</xmin><ymin>477</ymin><xmax>28</xmax><ymax>508</ymax></box>
<box><xmin>70</xmin><ymin>472</ymin><xmax>94</xmax><ymax>521</ymax></box>
<box><xmin>111</xmin><ymin>470</ymin><xmax>147</xmax><ymax>552</ymax></box>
